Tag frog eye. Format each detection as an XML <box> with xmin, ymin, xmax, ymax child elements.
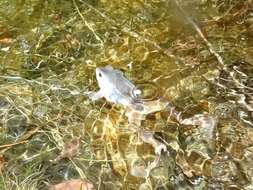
<box><xmin>98</xmin><ymin>72</ymin><xmax>102</xmax><ymax>77</ymax></box>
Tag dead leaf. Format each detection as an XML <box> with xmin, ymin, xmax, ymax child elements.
<box><xmin>63</xmin><ymin>34</ymin><xmax>80</xmax><ymax>49</ymax></box>
<box><xmin>138</xmin><ymin>129</ymin><xmax>167</xmax><ymax>155</ymax></box>
<box><xmin>56</xmin><ymin>138</ymin><xmax>80</xmax><ymax>160</ymax></box>
<box><xmin>130</xmin><ymin>165</ymin><xmax>148</xmax><ymax>178</ymax></box>
<box><xmin>130</xmin><ymin>155</ymin><xmax>161</xmax><ymax>178</ymax></box>
<box><xmin>0</xmin><ymin>37</ymin><xmax>13</xmax><ymax>44</ymax></box>
<box><xmin>49</xmin><ymin>179</ymin><xmax>94</xmax><ymax>190</ymax></box>
<box><xmin>176</xmin><ymin>149</ymin><xmax>195</xmax><ymax>178</ymax></box>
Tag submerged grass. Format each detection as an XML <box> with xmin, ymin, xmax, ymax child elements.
<box><xmin>0</xmin><ymin>0</ymin><xmax>253</xmax><ymax>189</ymax></box>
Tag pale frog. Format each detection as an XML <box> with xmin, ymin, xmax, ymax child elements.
<box><xmin>87</xmin><ymin>65</ymin><xmax>143</xmax><ymax>111</ymax></box>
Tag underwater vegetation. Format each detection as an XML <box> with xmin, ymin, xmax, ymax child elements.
<box><xmin>0</xmin><ymin>0</ymin><xmax>253</xmax><ymax>189</ymax></box>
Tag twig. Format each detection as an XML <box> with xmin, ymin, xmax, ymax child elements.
<box><xmin>0</xmin><ymin>126</ymin><xmax>41</xmax><ymax>153</ymax></box>
<box><xmin>173</xmin><ymin>0</ymin><xmax>225</xmax><ymax>69</ymax></box>
<box><xmin>0</xmin><ymin>140</ymin><xmax>28</xmax><ymax>149</ymax></box>
<box><xmin>72</xmin><ymin>0</ymin><xmax>104</xmax><ymax>47</ymax></box>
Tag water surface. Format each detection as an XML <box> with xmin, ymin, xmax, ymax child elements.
<box><xmin>0</xmin><ymin>0</ymin><xmax>253</xmax><ymax>189</ymax></box>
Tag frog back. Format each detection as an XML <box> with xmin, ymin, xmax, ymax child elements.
<box><xmin>110</xmin><ymin>71</ymin><xmax>136</xmax><ymax>98</ymax></box>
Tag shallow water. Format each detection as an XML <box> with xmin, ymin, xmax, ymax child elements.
<box><xmin>0</xmin><ymin>0</ymin><xmax>253</xmax><ymax>189</ymax></box>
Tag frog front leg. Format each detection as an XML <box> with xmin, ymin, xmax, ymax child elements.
<box><xmin>86</xmin><ymin>90</ymin><xmax>104</xmax><ymax>101</ymax></box>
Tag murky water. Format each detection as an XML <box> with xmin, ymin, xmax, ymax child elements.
<box><xmin>0</xmin><ymin>0</ymin><xmax>253</xmax><ymax>189</ymax></box>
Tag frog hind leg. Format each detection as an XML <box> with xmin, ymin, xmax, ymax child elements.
<box><xmin>131</xmin><ymin>103</ymin><xmax>144</xmax><ymax>111</ymax></box>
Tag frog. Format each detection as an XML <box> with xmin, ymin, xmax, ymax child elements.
<box><xmin>87</xmin><ymin>65</ymin><xmax>144</xmax><ymax>111</ymax></box>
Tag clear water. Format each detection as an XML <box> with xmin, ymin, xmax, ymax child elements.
<box><xmin>0</xmin><ymin>0</ymin><xmax>252</xmax><ymax>189</ymax></box>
